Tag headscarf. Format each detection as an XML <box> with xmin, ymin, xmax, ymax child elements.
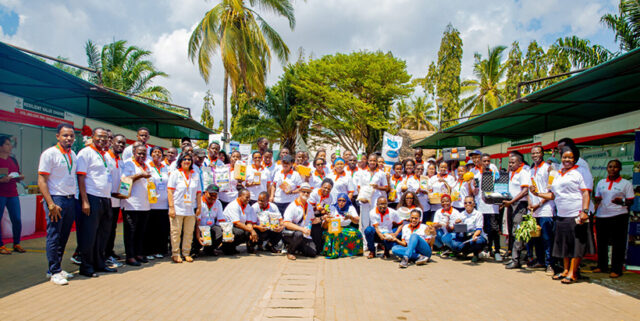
<box><xmin>331</xmin><ymin>192</ymin><xmax>351</xmax><ymax>216</ymax></box>
<box><xmin>333</xmin><ymin>157</ymin><xmax>346</xmax><ymax>166</ymax></box>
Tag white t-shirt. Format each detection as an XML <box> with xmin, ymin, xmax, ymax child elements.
<box><xmin>357</xmin><ymin>169</ymin><xmax>388</xmax><ymax>203</ymax></box>
<box><xmin>529</xmin><ymin>162</ymin><xmax>555</xmax><ymax>218</ymax></box>
<box><xmin>451</xmin><ymin>179</ymin><xmax>471</xmax><ymax>209</ymax></box>
<box><xmin>167</xmin><ymin>168</ymin><xmax>201</xmax><ymax>215</ymax></box>
<box><xmin>308</xmin><ymin>188</ymin><xmax>334</xmax><ymax>212</ymax></box>
<box><xmin>262</xmin><ymin>161</ymin><xmax>277</xmax><ymax>183</ymax></box>
<box><xmin>576</xmin><ymin>158</ymin><xmax>595</xmax><ymax>212</ymax></box>
<box><xmin>246</xmin><ymin>164</ymin><xmax>271</xmax><ymax>201</ymax></box>
<box><xmin>223</xmin><ymin>199</ymin><xmax>256</xmax><ymax>224</ymax></box>
<box><xmin>595</xmin><ymin>177</ymin><xmax>634</xmax><ymax>218</ymax></box>
<box><xmin>105</xmin><ymin>151</ymin><xmax>122</xmax><ymax>208</ymax></box>
<box><xmin>122</xmin><ymin>143</ymin><xmax>151</xmax><ymax>161</ymax></box>
<box><xmin>309</xmin><ymin>171</ymin><xmax>325</xmax><ymax>189</ymax></box>
<box><xmin>199</xmin><ymin>198</ymin><xmax>224</xmax><ymax>227</ymax></box>
<box><xmin>433</xmin><ymin>208</ymin><xmax>460</xmax><ymax>232</ymax></box>
<box><xmin>76</xmin><ymin>145</ymin><xmax>112</xmax><ymax>198</ymax></box>
<box><xmin>508</xmin><ymin>165</ymin><xmax>530</xmax><ymax>204</ymax></box>
<box><xmin>549</xmin><ymin>166</ymin><xmax>588</xmax><ymax>218</ymax></box>
<box><xmin>203</xmin><ymin>156</ymin><xmax>225</xmax><ymax>169</ymax></box>
<box><xmin>38</xmin><ymin>145</ymin><xmax>78</xmax><ymax>196</ymax></box>
<box><xmin>370</xmin><ymin>208</ymin><xmax>401</xmax><ymax>234</ymax></box>
<box><xmin>329</xmin><ymin>205</ymin><xmax>359</xmax><ymax>227</ymax></box>
<box><xmin>121</xmin><ymin>160</ymin><xmax>152</xmax><ymax>211</ymax></box>
<box><xmin>471</xmin><ymin>167</ymin><xmax>499</xmax><ymax>214</ymax></box>
<box><xmin>405</xmin><ymin>175</ymin><xmax>429</xmax><ymax>212</ymax></box>
<box><xmin>272</xmin><ymin>169</ymin><xmax>303</xmax><ymax>204</ymax></box>
<box><xmin>327</xmin><ymin>171</ymin><xmax>356</xmax><ymax>200</ymax></box>
<box><xmin>147</xmin><ymin>161</ymin><xmax>169</xmax><ymax>210</ymax></box>
<box><xmin>252</xmin><ymin>202</ymin><xmax>282</xmax><ymax>226</ymax></box>
<box><xmin>283</xmin><ymin>199</ymin><xmax>315</xmax><ymax>239</ymax></box>
<box><xmin>450</xmin><ymin>209</ymin><xmax>484</xmax><ymax>232</ymax></box>
<box><xmin>218</xmin><ymin>164</ymin><xmax>239</xmax><ymax>203</ymax></box>
<box><xmin>388</xmin><ymin>175</ymin><xmax>405</xmax><ymax>203</ymax></box>
<box><xmin>429</xmin><ymin>174</ymin><xmax>456</xmax><ymax>211</ymax></box>
<box><xmin>401</xmin><ymin>223</ymin><xmax>431</xmax><ymax>242</ymax></box>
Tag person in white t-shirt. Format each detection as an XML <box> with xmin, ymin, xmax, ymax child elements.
<box><xmin>167</xmin><ymin>153</ymin><xmax>202</xmax><ymax>263</ymax></box>
<box><xmin>144</xmin><ymin>146</ymin><xmax>170</xmax><ymax>260</ymax></box>
<box><xmin>504</xmin><ymin>152</ymin><xmax>532</xmax><ymax>270</ymax></box>
<box><xmin>357</xmin><ymin>154</ymin><xmax>389</xmax><ymax>243</ymax></box>
<box><xmin>262</xmin><ymin>149</ymin><xmax>277</xmax><ymax>183</ymax></box>
<box><xmin>121</xmin><ymin>127</ymin><xmax>152</xmax><ymax>161</ymax></box>
<box><xmin>594</xmin><ymin>159</ymin><xmax>634</xmax><ymax>278</ymax></box>
<box><xmin>468</xmin><ymin>152</ymin><xmax>502</xmax><ymax>261</ymax></box>
<box><xmin>196</xmin><ymin>184</ymin><xmax>224</xmax><ymax>256</ymax></box>
<box><xmin>527</xmin><ymin>146</ymin><xmax>556</xmax><ymax>272</ymax></box>
<box><xmin>38</xmin><ymin>124</ymin><xmax>78</xmax><ymax>285</ymax></box>
<box><xmin>104</xmin><ymin>134</ymin><xmax>127</xmax><ymax>265</ymax></box>
<box><xmin>270</xmin><ymin>155</ymin><xmax>303</xmax><ymax>215</ymax></box>
<box><xmin>433</xmin><ymin>194</ymin><xmax>460</xmax><ymax>253</ymax></box>
<box><xmin>428</xmin><ymin>161</ymin><xmax>456</xmax><ymax>215</ymax></box>
<box><xmin>389</xmin><ymin>209</ymin><xmax>434</xmax><ymax>268</ymax></box>
<box><xmin>327</xmin><ymin>158</ymin><xmax>355</xmax><ymax>201</ymax></box>
<box><xmin>309</xmin><ymin>157</ymin><xmax>327</xmax><ymax>189</ymax></box>
<box><xmin>282</xmin><ymin>183</ymin><xmax>317</xmax><ymax>260</ymax></box>
<box><xmin>251</xmin><ymin>191</ymin><xmax>284</xmax><ymax>253</ymax></box>
<box><xmin>246</xmin><ymin>151</ymin><xmax>271</xmax><ymax>204</ymax></box>
<box><xmin>530</xmin><ymin>145</ymin><xmax>594</xmax><ymax>284</ymax></box>
<box><xmin>75</xmin><ymin>127</ymin><xmax>115</xmax><ymax>276</ymax></box>
<box><xmin>388</xmin><ymin>162</ymin><xmax>405</xmax><ymax>209</ymax></box>
<box><xmin>444</xmin><ymin>196</ymin><xmax>486</xmax><ymax>262</ymax></box>
<box><xmin>218</xmin><ymin>150</ymin><xmax>244</xmax><ymax>208</ymax></box>
<box><xmin>308</xmin><ymin>179</ymin><xmax>334</xmax><ymax>251</ymax></box>
<box><xmin>221</xmin><ymin>189</ymin><xmax>259</xmax><ymax>254</ymax></box>
<box><xmin>364</xmin><ymin>197</ymin><xmax>402</xmax><ymax>259</ymax></box>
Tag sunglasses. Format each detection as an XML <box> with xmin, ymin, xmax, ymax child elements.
<box><xmin>300</xmin><ymin>191</ymin><xmax>311</xmax><ymax>194</ymax></box>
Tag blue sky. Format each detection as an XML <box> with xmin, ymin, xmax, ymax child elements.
<box><xmin>0</xmin><ymin>0</ymin><xmax>621</xmax><ymax>123</ymax></box>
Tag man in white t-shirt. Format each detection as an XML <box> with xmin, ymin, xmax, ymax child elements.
<box><xmin>76</xmin><ymin>127</ymin><xmax>117</xmax><ymax>277</ymax></box>
<box><xmin>527</xmin><ymin>146</ymin><xmax>556</xmax><ymax>273</ymax></box>
<box><xmin>121</xmin><ymin>127</ymin><xmax>152</xmax><ymax>161</ymax></box>
<box><xmin>38</xmin><ymin>124</ymin><xmax>78</xmax><ymax>285</ymax></box>
<box><xmin>468</xmin><ymin>152</ymin><xmax>502</xmax><ymax>261</ymax></box>
<box><xmin>504</xmin><ymin>152</ymin><xmax>531</xmax><ymax>270</ymax></box>
<box><xmin>221</xmin><ymin>189</ymin><xmax>259</xmax><ymax>255</ymax></box>
<box><xmin>282</xmin><ymin>183</ymin><xmax>317</xmax><ymax>260</ymax></box>
<box><xmin>196</xmin><ymin>184</ymin><xmax>224</xmax><ymax>256</ymax></box>
<box><xmin>364</xmin><ymin>197</ymin><xmax>402</xmax><ymax>259</ymax></box>
<box><xmin>104</xmin><ymin>134</ymin><xmax>127</xmax><ymax>266</ymax></box>
<box><xmin>251</xmin><ymin>191</ymin><xmax>284</xmax><ymax>253</ymax></box>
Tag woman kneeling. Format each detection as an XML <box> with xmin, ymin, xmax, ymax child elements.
<box><xmin>322</xmin><ymin>193</ymin><xmax>363</xmax><ymax>258</ymax></box>
<box><xmin>390</xmin><ymin>210</ymin><xmax>435</xmax><ymax>268</ymax></box>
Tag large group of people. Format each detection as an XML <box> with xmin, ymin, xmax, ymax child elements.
<box><xmin>0</xmin><ymin>123</ymin><xmax>633</xmax><ymax>287</ymax></box>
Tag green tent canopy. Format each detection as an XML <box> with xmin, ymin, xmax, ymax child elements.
<box><xmin>413</xmin><ymin>47</ymin><xmax>640</xmax><ymax>149</ymax></box>
<box><xmin>0</xmin><ymin>42</ymin><xmax>214</xmax><ymax>139</ymax></box>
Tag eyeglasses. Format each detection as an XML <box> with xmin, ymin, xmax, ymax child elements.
<box><xmin>464</xmin><ymin>201</ymin><xmax>474</xmax><ymax>204</ymax></box>
<box><xmin>300</xmin><ymin>191</ymin><xmax>311</xmax><ymax>194</ymax></box>
<box><xmin>405</xmin><ymin>197</ymin><xmax>414</xmax><ymax>200</ymax></box>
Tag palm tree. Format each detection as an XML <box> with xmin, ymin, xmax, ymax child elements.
<box><xmin>188</xmin><ymin>0</ymin><xmax>296</xmax><ymax>140</ymax></box>
<box><xmin>460</xmin><ymin>45</ymin><xmax>507</xmax><ymax>116</ymax></box>
<box><xmin>555</xmin><ymin>0</ymin><xmax>640</xmax><ymax>67</ymax></box>
<box><xmin>85</xmin><ymin>40</ymin><xmax>170</xmax><ymax>101</ymax></box>
<box><xmin>406</xmin><ymin>96</ymin><xmax>437</xmax><ymax>131</ymax></box>
<box><xmin>391</xmin><ymin>99</ymin><xmax>411</xmax><ymax>130</ymax></box>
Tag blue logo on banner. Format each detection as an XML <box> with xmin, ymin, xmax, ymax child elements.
<box><xmin>387</xmin><ymin>150</ymin><xmax>398</xmax><ymax>158</ymax></box>
<box><xmin>386</xmin><ymin>139</ymin><xmax>398</xmax><ymax>149</ymax></box>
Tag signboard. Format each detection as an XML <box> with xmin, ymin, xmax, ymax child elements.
<box><xmin>229</xmin><ymin>141</ymin><xmax>240</xmax><ymax>153</ymax></box>
<box><xmin>0</xmin><ymin>91</ymin><xmax>73</xmax><ymax>128</ymax></box>
<box><xmin>381</xmin><ymin>132</ymin><xmax>402</xmax><ymax>165</ymax></box>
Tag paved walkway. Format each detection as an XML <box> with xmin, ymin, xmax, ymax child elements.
<box><xmin>1</xmin><ymin>226</ymin><xmax>640</xmax><ymax>320</ymax></box>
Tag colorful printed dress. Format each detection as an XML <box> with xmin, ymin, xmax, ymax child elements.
<box><xmin>322</xmin><ymin>194</ymin><xmax>363</xmax><ymax>258</ymax></box>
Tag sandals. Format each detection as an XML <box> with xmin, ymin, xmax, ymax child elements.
<box><xmin>172</xmin><ymin>256</ymin><xmax>183</xmax><ymax>263</ymax></box>
<box><xmin>0</xmin><ymin>246</ymin><xmax>11</xmax><ymax>255</ymax></box>
<box><xmin>561</xmin><ymin>276</ymin><xmax>577</xmax><ymax>284</ymax></box>
<box><xmin>287</xmin><ymin>254</ymin><xmax>297</xmax><ymax>261</ymax></box>
<box><xmin>552</xmin><ymin>273</ymin><xmax>567</xmax><ymax>280</ymax></box>
<box><xmin>13</xmin><ymin>245</ymin><xmax>26</xmax><ymax>253</ymax></box>
<box><xmin>367</xmin><ymin>252</ymin><xmax>375</xmax><ymax>259</ymax></box>
<box><xmin>610</xmin><ymin>272</ymin><xmax>622</xmax><ymax>278</ymax></box>
<box><xmin>184</xmin><ymin>256</ymin><xmax>194</xmax><ymax>263</ymax></box>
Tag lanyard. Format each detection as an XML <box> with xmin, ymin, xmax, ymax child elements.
<box><xmin>202</xmin><ymin>197</ymin><xmax>215</xmax><ymax>218</ymax></box>
<box><xmin>56</xmin><ymin>144</ymin><xmax>73</xmax><ymax>174</ymax></box>
<box><xmin>180</xmin><ymin>169</ymin><xmax>191</xmax><ymax>190</ymax></box>
<box><xmin>108</xmin><ymin>151</ymin><xmax>120</xmax><ymax>168</ymax></box>
<box><xmin>90</xmin><ymin>145</ymin><xmax>107</xmax><ymax>168</ymax></box>
<box><xmin>392</xmin><ymin>175</ymin><xmax>402</xmax><ymax>189</ymax></box>
<box><xmin>150</xmin><ymin>162</ymin><xmax>163</xmax><ymax>182</ymax></box>
<box><xmin>133</xmin><ymin>159</ymin><xmax>148</xmax><ymax>172</ymax></box>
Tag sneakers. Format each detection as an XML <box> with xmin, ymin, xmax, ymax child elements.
<box><xmin>399</xmin><ymin>256</ymin><xmax>409</xmax><ymax>268</ymax></box>
<box><xmin>107</xmin><ymin>256</ymin><xmax>123</xmax><ymax>268</ymax></box>
<box><xmin>154</xmin><ymin>253</ymin><xmax>164</xmax><ymax>259</ymax></box>
<box><xmin>545</xmin><ymin>265</ymin><xmax>555</xmax><ymax>275</ymax></box>
<box><xmin>146</xmin><ymin>255</ymin><xmax>155</xmax><ymax>260</ymax></box>
<box><xmin>50</xmin><ymin>273</ymin><xmax>68</xmax><ymax>286</ymax></box>
<box><xmin>70</xmin><ymin>254</ymin><xmax>81</xmax><ymax>265</ymax></box>
<box><xmin>494</xmin><ymin>253</ymin><xmax>503</xmax><ymax>262</ymax></box>
<box><xmin>0</xmin><ymin>245</ymin><xmax>11</xmax><ymax>254</ymax></box>
<box><xmin>415</xmin><ymin>255</ymin><xmax>430</xmax><ymax>266</ymax></box>
<box><xmin>46</xmin><ymin>270</ymin><xmax>75</xmax><ymax>279</ymax></box>
<box><xmin>439</xmin><ymin>250</ymin><xmax>452</xmax><ymax>258</ymax></box>
<box><xmin>471</xmin><ymin>255</ymin><xmax>479</xmax><ymax>263</ymax></box>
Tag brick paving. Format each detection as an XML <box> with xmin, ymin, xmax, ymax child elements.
<box><xmin>1</xmin><ymin>226</ymin><xmax>640</xmax><ymax>320</ymax></box>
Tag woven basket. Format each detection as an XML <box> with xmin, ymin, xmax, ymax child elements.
<box><xmin>529</xmin><ymin>225</ymin><xmax>542</xmax><ymax>238</ymax></box>
<box><xmin>428</xmin><ymin>184</ymin><xmax>451</xmax><ymax>204</ymax></box>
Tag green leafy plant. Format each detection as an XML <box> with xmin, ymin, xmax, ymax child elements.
<box><xmin>515</xmin><ymin>213</ymin><xmax>540</xmax><ymax>243</ymax></box>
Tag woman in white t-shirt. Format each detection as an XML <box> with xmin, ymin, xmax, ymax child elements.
<box><xmin>593</xmin><ymin>159</ymin><xmax>634</xmax><ymax>278</ymax></box>
<box><xmin>144</xmin><ymin>146</ymin><xmax>170</xmax><ymax>259</ymax></box>
<box><xmin>413</xmin><ymin>162</ymin><xmax>430</xmax><ymax>218</ymax></box>
<box><xmin>246</xmin><ymin>151</ymin><xmax>270</xmax><ymax>204</ymax></box>
<box><xmin>167</xmin><ymin>154</ymin><xmax>202</xmax><ymax>263</ymax></box>
<box><xmin>218</xmin><ymin>150</ymin><xmax>244</xmax><ymax>208</ymax></box>
<box><xmin>530</xmin><ymin>145</ymin><xmax>594</xmax><ymax>284</ymax></box>
<box><xmin>270</xmin><ymin>155</ymin><xmax>302</xmax><ymax>215</ymax></box>
<box><xmin>389</xmin><ymin>209</ymin><xmax>434</xmax><ymax>268</ymax></box>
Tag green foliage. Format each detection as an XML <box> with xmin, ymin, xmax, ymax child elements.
<box><xmin>51</xmin><ymin>56</ymin><xmax>85</xmax><ymax>78</ymax></box>
<box><xmin>391</xmin><ymin>97</ymin><xmax>436</xmax><ymax>132</ymax></box>
<box><xmin>522</xmin><ymin>41</ymin><xmax>548</xmax><ymax>94</ymax></box>
<box><xmin>460</xmin><ymin>46</ymin><xmax>507</xmax><ymax>116</ymax></box>
<box><xmin>200</xmin><ymin>90</ymin><xmax>216</xmax><ymax>130</ymax></box>
<box><xmin>436</xmin><ymin>24</ymin><xmax>463</xmax><ymax>126</ymax></box>
<box><xmin>289</xmin><ymin>51</ymin><xmax>412</xmax><ymax>153</ymax></box>
<box><xmin>544</xmin><ymin>46</ymin><xmax>572</xmax><ymax>87</ymax></box>
<box><xmin>515</xmin><ymin>214</ymin><xmax>540</xmax><ymax>243</ymax></box>
<box><xmin>504</xmin><ymin>41</ymin><xmax>523</xmax><ymax>103</ymax></box>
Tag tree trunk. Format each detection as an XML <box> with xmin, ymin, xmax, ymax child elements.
<box><xmin>223</xmin><ymin>72</ymin><xmax>229</xmax><ymax>142</ymax></box>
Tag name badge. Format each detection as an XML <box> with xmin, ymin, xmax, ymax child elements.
<box><xmin>184</xmin><ymin>192</ymin><xmax>192</xmax><ymax>205</ymax></box>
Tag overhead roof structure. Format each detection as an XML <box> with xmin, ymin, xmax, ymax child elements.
<box><xmin>413</xmin><ymin>47</ymin><xmax>640</xmax><ymax>149</ymax></box>
<box><xmin>0</xmin><ymin>42</ymin><xmax>214</xmax><ymax>139</ymax></box>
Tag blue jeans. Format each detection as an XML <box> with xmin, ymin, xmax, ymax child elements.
<box><xmin>391</xmin><ymin>234</ymin><xmax>432</xmax><ymax>260</ymax></box>
<box><xmin>0</xmin><ymin>196</ymin><xmax>21</xmax><ymax>245</ymax></box>
<box><xmin>450</xmin><ymin>233</ymin><xmax>487</xmax><ymax>254</ymax></box>
<box><xmin>442</xmin><ymin>232</ymin><xmax>455</xmax><ymax>250</ymax></box>
<box><xmin>364</xmin><ymin>226</ymin><xmax>396</xmax><ymax>253</ymax></box>
<box><xmin>434</xmin><ymin>229</ymin><xmax>446</xmax><ymax>249</ymax></box>
<box><xmin>534</xmin><ymin>217</ymin><xmax>555</xmax><ymax>266</ymax></box>
<box><xmin>45</xmin><ymin>195</ymin><xmax>76</xmax><ymax>274</ymax></box>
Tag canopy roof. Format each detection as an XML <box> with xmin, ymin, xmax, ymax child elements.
<box><xmin>413</xmin><ymin>47</ymin><xmax>640</xmax><ymax>149</ymax></box>
<box><xmin>0</xmin><ymin>42</ymin><xmax>214</xmax><ymax>139</ymax></box>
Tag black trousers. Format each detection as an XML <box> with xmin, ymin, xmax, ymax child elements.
<box><xmin>311</xmin><ymin>223</ymin><xmax>324</xmax><ymax>252</ymax></box>
<box><xmin>483</xmin><ymin>213</ymin><xmax>502</xmax><ymax>253</ymax></box>
<box><xmin>596</xmin><ymin>214</ymin><xmax>629</xmax><ymax>274</ymax></box>
<box><xmin>195</xmin><ymin>225</ymin><xmax>224</xmax><ymax>255</ymax></box>
<box><xmin>257</xmin><ymin>229</ymin><xmax>283</xmax><ymax>247</ymax></box>
<box><xmin>105</xmin><ymin>206</ymin><xmax>120</xmax><ymax>258</ymax></box>
<box><xmin>508</xmin><ymin>202</ymin><xmax>529</xmax><ymax>264</ymax></box>
<box><xmin>219</xmin><ymin>226</ymin><xmax>253</xmax><ymax>253</ymax></box>
<box><xmin>275</xmin><ymin>202</ymin><xmax>290</xmax><ymax>217</ymax></box>
<box><xmin>123</xmin><ymin>210</ymin><xmax>149</xmax><ymax>259</ymax></box>
<box><xmin>283</xmin><ymin>230</ymin><xmax>316</xmax><ymax>257</ymax></box>
<box><xmin>76</xmin><ymin>194</ymin><xmax>112</xmax><ymax>273</ymax></box>
<box><xmin>144</xmin><ymin>209</ymin><xmax>170</xmax><ymax>255</ymax></box>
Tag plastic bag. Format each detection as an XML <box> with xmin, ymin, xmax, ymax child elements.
<box><xmin>215</xmin><ymin>166</ymin><xmax>230</xmax><ymax>191</ymax></box>
<box><xmin>220</xmin><ymin>222</ymin><xmax>234</xmax><ymax>243</ymax></box>
<box><xmin>358</xmin><ymin>185</ymin><xmax>374</xmax><ymax>202</ymax></box>
<box><xmin>199</xmin><ymin>226</ymin><xmax>212</xmax><ymax>246</ymax></box>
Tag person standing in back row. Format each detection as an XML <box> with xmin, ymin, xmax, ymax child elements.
<box><xmin>104</xmin><ymin>134</ymin><xmax>126</xmax><ymax>267</ymax></box>
<box><xmin>504</xmin><ymin>152</ymin><xmax>531</xmax><ymax>270</ymax></box>
<box><xmin>38</xmin><ymin>123</ymin><xmax>78</xmax><ymax>285</ymax></box>
<box><xmin>0</xmin><ymin>135</ymin><xmax>26</xmax><ymax>254</ymax></box>
<box><xmin>122</xmin><ymin>127</ymin><xmax>151</xmax><ymax>161</ymax></box>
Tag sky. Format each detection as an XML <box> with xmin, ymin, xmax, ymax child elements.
<box><xmin>0</xmin><ymin>0</ymin><xmax>620</xmax><ymax>126</ymax></box>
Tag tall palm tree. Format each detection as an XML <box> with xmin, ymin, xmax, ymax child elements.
<box><xmin>188</xmin><ymin>0</ymin><xmax>296</xmax><ymax>140</ymax></box>
<box><xmin>406</xmin><ymin>96</ymin><xmax>437</xmax><ymax>131</ymax></box>
<box><xmin>391</xmin><ymin>99</ymin><xmax>411</xmax><ymax>130</ymax></box>
<box><xmin>460</xmin><ymin>45</ymin><xmax>507</xmax><ymax>116</ymax></box>
<box><xmin>555</xmin><ymin>0</ymin><xmax>640</xmax><ymax>67</ymax></box>
<box><xmin>85</xmin><ymin>40</ymin><xmax>170</xmax><ymax>101</ymax></box>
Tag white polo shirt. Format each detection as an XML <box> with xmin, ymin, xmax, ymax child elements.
<box><xmin>508</xmin><ymin>165</ymin><xmax>530</xmax><ymax>204</ymax></box>
<box><xmin>470</xmin><ymin>167</ymin><xmax>499</xmax><ymax>214</ymax></box>
<box><xmin>451</xmin><ymin>179</ymin><xmax>471</xmax><ymax>209</ymax></box>
<box><xmin>595</xmin><ymin>177</ymin><xmax>634</xmax><ymax>218</ymax></box>
<box><xmin>199</xmin><ymin>197</ymin><xmax>224</xmax><ymax>227</ymax></box>
<box><xmin>246</xmin><ymin>164</ymin><xmax>271</xmax><ymax>201</ymax></box>
<box><xmin>327</xmin><ymin>171</ymin><xmax>355</xmax><ymax>200</ymax></box>
<box><xmin>308</xmin><ymin>188</ymin><xmax>333</xmax><ymax>211</ymax></box>
<box><xmin>450</xmin><ymin>209</ymin><xmax>484</xmax><ymax>232</ymax></box>
<box><xmin>223</xmin><ymin>199</ymin><xmax>256</xmax><ymax>224</ymax></box>
<box><xmin>105</xmin><ymin>151</ymin><xmax>122</xmax><ymax>208</ymax></box>
<box><xmin>203</xmin><ymin>156</ymin><xmax>225</xmax><ymax>169</ymax></box>
<box><xmin>76</xmin><ymin>145</ymin><xmax>112</xmax><ymax>198</ymax></box>
<box><xmin>273</xmin><ymin>169</ymin><xmax>303</xmax><ymax>204</ymax></box>
<box><xmin>167</xmin><ymin>168</ymin><xmax>201</xmax><ymax>215</ymax></box>
<box><xmin>357</xmin><ymin>169</ymin><xmax>388</xmax><ymax>203</ymax></box>
<box><xmin>388</xmin><ymin>175</ymin><xmax>405</xmax><ymax>203</ymax></box>
<box><xmin>283</xmin><ymin>199</ymin><xmax>315</xmax><ymax>239</ymax></box>
<box><xmin>252</xmin><ymin>202</ymin><xmax>282</xmax><ymax>225</ymax></box>
<box><xmin>401</xmin><ymin>223</ymin><xmax>431</xmax><ymax>242</ymax></box>
<box><xmin>147</xmin><ymin>161</ymin><xmax>169</xmax><ymax>210</ymax></box>
<box><xmin>433</xmin><ymin>207</ymin><xmax>460</xmax><ymax>232</ymax></box>
<box><xmin>38</xmin><ymin>145</ymin><xmax>78</xmax><ymax>196</ymax></box>
<box><xmin>121</xmin><ymin>159</ymin><xmax>151</xmax><ymax>211</ymax></box>
<box><xmin>549</xmin><ymin>166</ymin><xmax>588</xmax><ymax>218</ymax></box>
<box><xmin>529</xmin><ymin>162</ymin><xmax>555</xmax><ymax>218</ymax></box>
<box><xmin>329</xmin><ymin>205</ymin><xmax>359</xmax><ymax>226</ymax></box>
<box><xmin>122</xmin><ymin>143</ymin><xmax>151</xmax><ymax>161</ymax></box>
<box><xmin>370</xmin><ymin>208</ymin><xmax>401</xmax><ymax>234</ymax></box>
<box><xmin>218</xmin><ymin>164</ymin><xmax>239</xmax><ymax>203</ymax></box>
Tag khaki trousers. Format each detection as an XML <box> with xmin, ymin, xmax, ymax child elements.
<box><xmin>169</xmin><ymin>215</ymin><xmax>196</xmax><ymax>257</ymax></box>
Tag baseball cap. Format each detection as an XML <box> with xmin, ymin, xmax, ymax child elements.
<box><xmin>469</xmin><ymin>150</ymin><xmax>482</xmax><ymax>156</ymax></box>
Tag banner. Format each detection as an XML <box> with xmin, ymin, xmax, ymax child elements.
<box><xmin>239</xmin><ymin>144</ymin><xmax>251</xmax><ymax>160</ymax></box>
<box><xmin>382</xmin><ymin>132</ymin><xmax>402</xmax><ymax>165</ymax></box>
